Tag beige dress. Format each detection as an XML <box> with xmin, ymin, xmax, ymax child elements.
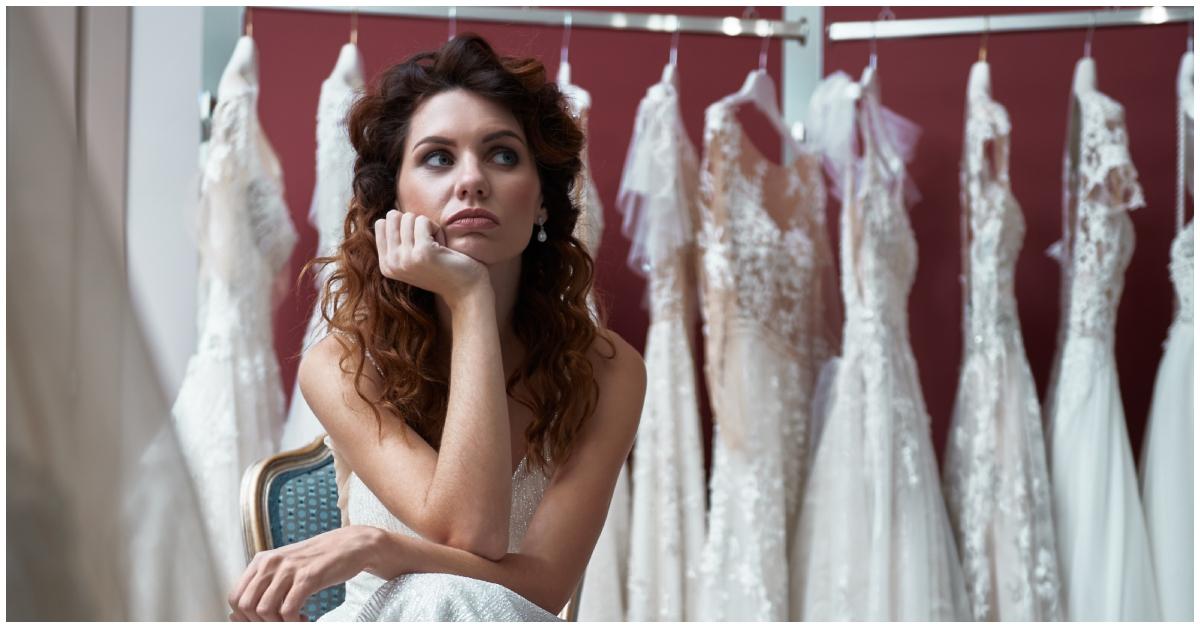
<box><xmin>694</xmin><ymin>93</ymin><xmax>840</xmax><ymax>621</ymax></box>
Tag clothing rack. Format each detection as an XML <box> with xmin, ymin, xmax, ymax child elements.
<box><xmin>827</xmin><ymin>7</ymin><xmax>1193</xmax><ymax>42</ymax></box>
<box><xmin>268</xmin><ymin>6</ymin><xmax>809</xmax><ymax>44</ymax></box>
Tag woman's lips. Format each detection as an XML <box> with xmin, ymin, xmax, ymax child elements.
<box><xmin>444</xmin><ymin>216</ymin><xmax>499</xmax><ymax>232</ymax></box>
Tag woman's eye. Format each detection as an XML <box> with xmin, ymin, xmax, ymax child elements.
<box><xmin>493</xmin><ymin>148</ymin><xmax>519</xmax><ymax>166</ymax></box>
<box><xmin>423</xmin><ymin>151</ymin><xmax>452</xmax><ymax>167</ymax></box>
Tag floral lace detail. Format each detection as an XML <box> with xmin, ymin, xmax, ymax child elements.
<box><xmin>1059</xmin><ymin>90</ymin><xmax>1145</xmax><ymax>342</ymax></box>
<box><xmin>173</xmin><ymin>75</ymin><xmax>296</xmax><ymax>591</ymax></box>
<box><xmin>793</xmin><ymin>69</ymin><xmax>970</xmax><ymax>621</ymax></box>
<box><xmin>619</xmin><ymin>75</ymin><xmax>707</xmax><ymax>621</ymax></box>
<box><xmin>566</xmin><ymin>97</ymin><xmax>605</xmax><ymax>257</ymax></box>
<box><xmin>695</xmin><ymin>98</ymin><xmax>838</xmax><ymax>621</ymax></box>
<box><xmin>1169</xmin><ymin>222</ymin><xmax>1193</xmax><ymax>323</ymax></box>
<box><xmin>941</xmin><ymin>63</ymin><xmax>1063</xmax><ymax>621</ymax></box>
<box><xmin>313</xmin><ymin>76</ymin><xmax>359</xmax><ymax>262</ymax></box>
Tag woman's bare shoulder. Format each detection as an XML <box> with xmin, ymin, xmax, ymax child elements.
<box><xmin>588</xmin><ymin>328</ymin><xmax>645</xmax><ymax>387</ymax></box>
<box><xmin>582</xmin><ymin>328</ymin><xmax>646</xmax><ymax>442</ymax></box>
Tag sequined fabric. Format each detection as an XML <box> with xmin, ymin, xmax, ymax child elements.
<box><xmin>1042</xmin><ymin>57</ymin><xmax>1160</xmax><ymax>620</ymax></box>
<box><xmin>317</xmin><ymin>438</ymin><xmax>555</xmax><ymax>622</ymax></box>
<box><xmin>941</xmin><ymin>60</ymin><xmax>1062</xmax><ymax>621</ymax></box>
<box><xmin>790</xmin><ymin>68</ymin><xmax>970</xmax><ymax>621</ymax></box>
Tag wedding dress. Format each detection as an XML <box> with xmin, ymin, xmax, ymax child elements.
<box><xmin>941</xmin><ymin>60</ymin><xmax>1063</xmax><ymax>621</ymax></box>
<box><xmin>791</xmin><ymin>68</ymin><xmax>970</xmax><ymax>621</ymax></box>
<box><xmin>280</xmin><ymin>42</ymin><xmax>364</xmax><ymax>452</ymax></box>
<box><xmin>559</xmin><ymin>62</ymin><xmax>606</xmax><ymax>257</ymax></box>
<box><xmin>171</xmin><ymin>35</ymin><xmax>298</xmax><ymax>591</ymax></box>
<box><xmin>1043</xmin><ymin>56</ymin><xmax>1160</xmax><ymax>621</ymax></box>
<box><xmin>694</xmin><ymin>71</ymin><xmax>840</xmax><ymax>621</ymax></box>
<box><xmin>1139</xmin><ymin>48</ymin><xmax>1194</xmax><ymax>622</ymax></box>
<box><xmin>319</xmin><ymin>402</ymin><xmax>558</xmax><ymax>621</ymax></box>
<box><xmin>618</xmin><ymin>62</ymin><xmax>708</xmax><ymax>621</ymax></box>
<box><xmin>556</xmin><ymin>63</ymin><xmax>631</xmax><ymax>622</ymax></box>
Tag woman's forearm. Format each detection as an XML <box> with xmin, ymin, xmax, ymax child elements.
<box><xmin>424</xmin><ymin>286</ymin><xmax>513</xmax><ymax>554</ymax></box>
<box><xmin>363</xmin><ymin>529</ymin><xmax>564</xmax><ymax>615</ymax></box>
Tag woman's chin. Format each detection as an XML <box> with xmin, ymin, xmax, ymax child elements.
<box><xmin>445</xmin><ymin>236</ymin><xmax>499</xmax><ymax>264</ymax></box>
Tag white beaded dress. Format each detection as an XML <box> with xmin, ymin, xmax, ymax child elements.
<box><xmin>618</xmin><ymin>62</ymin><xmax>708</xmax><ymax>621</ymax></box>
<box><xmin>280</xmin><ymin>42</ymin><xmax>364</xmax><ymax>452</ymax></box>
<box><xmin>791</xmin><ymin>68</ymin><xmax>971</xmax><ymax>621</ymax></box>
<box><xmin>694</xmin><ymin>73</ymin><xmax>840</xmax><ymax>621</ymax></box>
<box><xmin>941</xmin><ymin>60</ymin><xmax>1063</xmax><ymax>621</ymax></box>
<box><xmin>1139</xmin><ymin>48</ymin><xmax>1194</xmax><ymax>622</ymax></box>
<box><xmin>171</xmin><ymin>35</ymin><xmax>298</xmax><ymax>591</ymax></box>
<box><xmin>557</xmin><ymin>64</ymin><xmax>631</xmax><ymax>622</ymax></box>
<box><xmin>1043</xmin><ymin>56</ymin><xmax>1161</xmax><ymax>621</ymax></box>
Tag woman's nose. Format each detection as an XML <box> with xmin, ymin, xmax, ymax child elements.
<box><xmin>454</xmin><ymin>153</ymin><xmax>489</xmax><ymax>201</ymax></box>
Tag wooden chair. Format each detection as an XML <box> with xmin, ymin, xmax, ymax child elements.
<box><xmin>240</xmin><ymin>434</ymin><xmax>583</xmax><ymax>621</ymax></box>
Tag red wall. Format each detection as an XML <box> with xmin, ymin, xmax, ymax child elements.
<box><xmin>256</xmin><ymin>7</ymin><xmax>1186</xmax><ymax>466</ymax></box>
<box><xmin>824</xmin><ymin>7</ymin><xmax>1190</xmax><ymax>460</ymax></box>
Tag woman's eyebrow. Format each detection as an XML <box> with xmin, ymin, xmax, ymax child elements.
<box><xmin>412</xmin><ymin>129</ymin><xmax>524</xmax><ymax>153</ymax></box>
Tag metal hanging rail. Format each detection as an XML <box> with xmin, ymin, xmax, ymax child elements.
<box><xmin>271</xmin><ymin>6</ymin><xmax>808</xmax><ymax>44</ymax></box>
<box><xmin>827</xmin><ymin>6</ymin><xmax>1193</xmax><ymax>42</ymax></box>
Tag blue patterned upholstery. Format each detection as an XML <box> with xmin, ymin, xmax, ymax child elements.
<box><xmin>260</xmin><ymin>451</ymin><xmax>345</xmax><ymax>621</ymax></box>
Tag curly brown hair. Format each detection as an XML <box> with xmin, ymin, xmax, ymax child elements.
<box><xmin>301</xmin><ymin>33</ymin><xmax>612</xmax><ymax>474</ymax></box>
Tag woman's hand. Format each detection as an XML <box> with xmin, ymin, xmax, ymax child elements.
<box><xmin>228</xmin><ymin>525</ymin><xmax>384</xmax><ymax>622</ymax></box>
<box><xmin>375</xmin><ymin>209</ymin><xmax>489</xmax><ymax>308</ymax></box>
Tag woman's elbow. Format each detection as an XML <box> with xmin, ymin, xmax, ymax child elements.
<box><xmin>438</xmin><ymin>527</ymin><xmax>508</xmax><ymax>561</ymax></box>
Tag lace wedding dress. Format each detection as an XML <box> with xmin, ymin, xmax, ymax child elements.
<box><xmin>171</xmin><ymin>35</ymin><xmax>298</xmax><ymax>591</ymax></box>
<box><xmin>557</xmin><ymin>67</ymin><xmax>631</xmax><ymax>622</ymax></box>
<box><xmin>791</xmin><ymin>68</ymin><xmax>970</xmax><ymax>621</ymax></box>
<box><xmin>1139</xmin><ymin>48</ymin><xmax>1194</xmax><ymax>622</ymax></box>
<box><xmin>1043</xmin><ymin>56</ymin><xmax>1160</xmax><ymax>621</ymax></box>
<box><xmin>319</xmin><ymin>428</ymin><xmax>559</xmax><ymax>621</ymax></box>
<box><xmin>280</xmin><ymin>42</ymin><xmax>364</xmax><ymax>451</ymax></box>
<box><xmin>694</xmin><ymin>75</ymin><xmax>840</xmax><ymax>621</ymax></box>
<box><xmin>618</xmin><ymin>62</ymin><xmax>708</xmax><ymax>622</ymax></box>
<box><xmin>941</xmin><ymin>60</ymin><xmax>1063</xmax><ymax>621</ymax></box>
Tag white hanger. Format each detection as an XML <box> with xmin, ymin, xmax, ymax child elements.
<box><xmin>724</xmin><ymin>32</ymin><xmax>803</xmax><ymax>159</ymax></box>
<box><xmin>556</xmin><ymin>13</ymin><xmax>592</xmax><ymax>112</ymax></box>
<box><xmin>556</xmin><ymin>12</ymin><xmax>573</xmax><ymax>88</ymax></box>
<box><xmin>1073</xmin><ymin>56</ymin><xmax>1098</xmax><ymax>94</ymax></box>
<box><xmin>661</xmin><ymin>18</ymin><xmax>680</xmax><ymax>86</ymax></box>
<box><xmin>218</xmin><ymin>35</ymin><xmax>258</xmax><ymax>96</ymax></box>
<box><xmin>331</xmin><ymin>43</ymin><xmax>365</xmax><ymax>89</ymax></box>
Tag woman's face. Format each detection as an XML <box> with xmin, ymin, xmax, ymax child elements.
<box><xmin>396</xmin><ymin>88</ymin><xmax>544</xmax><ymax>265</ymax></box>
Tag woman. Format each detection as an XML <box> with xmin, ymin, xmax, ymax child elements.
<box><xmin>227</xmin><ymin>34</ymin><xmax>646</xmax><ymax>622</ymax></box>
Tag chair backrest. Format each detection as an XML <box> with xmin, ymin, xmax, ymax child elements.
<box><xmin>241</xmin><ymin>434</ymin><xmax>586</xmax><ymax>621</ymax></box>
<box><xmin>240</xmin><ymin>435</ymin><xmax>345</xmax><ymax>621</ymax></box>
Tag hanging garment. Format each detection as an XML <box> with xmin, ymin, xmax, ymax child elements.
<box><xmin>791</xmin><ymin>68</ymin><xmax>971</xmax><ymax>621</ymax></box>
<box><xmin>280</xmin><ymin>42</ymin><xmax>364</xmax><ymax>452</ymax></box>
<box><xmin>7</xmin><ymin>10</ymin><xmax>225</xmax><ymax>618</ymax></box>
<box><xmin>560</xmin><ymin>71</ymin><xmax>606</xmax><ymax>258</ymax></box>
<box><xmin>557</xmin><ymin>69</ymin><xmax>628</xmax><ymax>621</ymax></box>
<box><xmin>1043</xmin><ymin>56</ymin><xmax>1160</xmax><ymax>621</ymax></box>
<box><xmin>319</xmin><ymin>391</ymin><xmax>557</xmax><ymax>621</ymax></box>
<box><xmin>1139</xmin><ymin>48</ymin><xmax>1194</xmax><ymax>622</ymax></box>
<box><xmin>941</xmin><ymin>60</ymin><xmax>1063</xmax><ymax>621</ymax></box>
<box><xmin>618</xmin><ymin>63</ymin><xmax>708</xmax><ymax>622</ymax></box>
<box><xmin>171</xmin><ymin>35</ymin><xmax>299</xmax><ymax>592</ymax></box>
<box><xmin>694</xmin><ymin>74</ymin><xmax>840</xmax><ymax>622</ymax></box>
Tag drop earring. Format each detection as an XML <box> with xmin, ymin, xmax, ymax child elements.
<box><xmin>536</xmin><ymin>215</ymin><xmax>548</xmax><ymax>242</ymax></box>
